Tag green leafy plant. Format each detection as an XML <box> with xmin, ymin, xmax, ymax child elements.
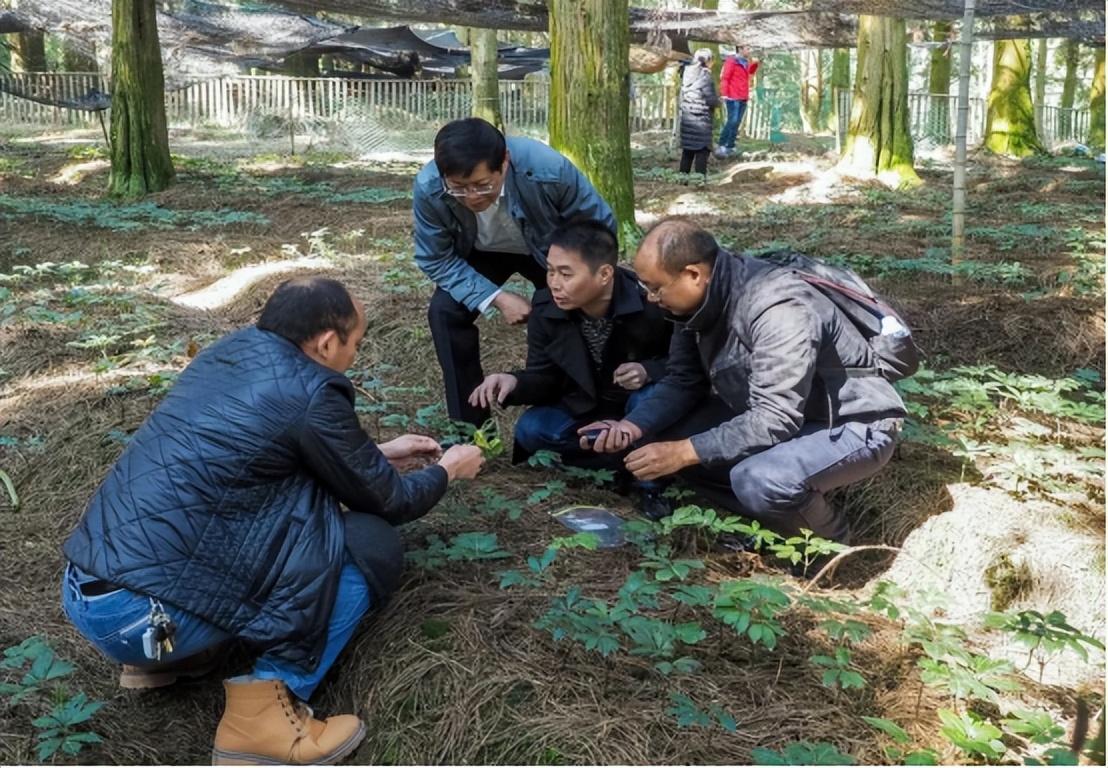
<box><xmin>1001</xmin><ymin>709</ymin><xmax>1065</xmax><ymax>746</ymax></box>
<box><xmin>810</xmin><ymin>646</ymin><xmax>865</xmax><ymax>690</ymax></box>
<box><xmin>499</xmin><ymin>546</ymin><xmax>558</xmax><ymax>589</ymax></box>
<box><xmin>713</xmin><ymin>579</ymin><xmax>791</xmax><ymax>650</ymax></box>
<box><xmin>938</xmin><ymin>709</ymin><xmax>1006</xmax><ymax>762</ymax></box>
<box><xmin>667</xmin><ymin>692</ymin><xmax>737</xmax><ymax>732</ymax></box>
<box><xmin>526</xmin><ymin>480</ymin><xmax>566</xmax><ymax>506</ymax></box>
<box><xmin>984</xmin><ymin>609</ymin><xmax>1105</xmax><ymax>682</ymax></box>
<box><xmin>638</xmin><ymin>542</ymin><xmax>705</xmax><ymax>582</ymax></box>
<box><xmin>860</xmin><ymin>717</ymin><xmax>938</xmax><ymax>765</ymax></box>
<box><xmin>32</xmin><ymin>692</ymin><xmax>104</xmax><ymax>761</ymax></box>
<box><xmin>406</xmin><ymin>532</ymin><xmax>512</xmax><ymax>570</ymax></box>
<box><xmin>751</xmin><ymin>741</ymin><xmax>855</xmax><ymax>765</ymax></box>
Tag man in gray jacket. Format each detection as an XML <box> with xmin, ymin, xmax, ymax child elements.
<box><xmin>413</xmin><ymin>118</ymin><xmax>617</xmax><ymax>425</ymax></box>
<box><xmin>583</xmin><ymin>218</ymin><xmax>906</xmax><ymax>543</ymax></box>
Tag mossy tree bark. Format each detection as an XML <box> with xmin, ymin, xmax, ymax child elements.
<box><xmin>548</xmin><ymin>0</ymin><xmax>635</xmax><ymax>231</ymax></box>
<box><xmin>1057</xmin><ymin>40</ymin><xmax>1079</xmax><ymax>136</ymax></box>
<box><xmin>108</xmin><ymin>0</ymin><xmax>175</xmax><ymax>197</ymax></box>
<box><xmin>11</xmin><ymin>29</ymin><xmax>47</xmax><ymax>71</ymax></box>
<box><xmin>1089</xmin><ymin>47</ymin><xmax>1105</xmax><ymax>150</ymax></box>
<box><xmin>838</xmin><ymin>15</ymin><xmax>919</xmax><ymax>187</ymax></box>
<box><xmin>984</xmin><ymin>38</ymin><xmax>1044</xmax><ymax>157</ymax></box>
<box><xmin>460</xmin><ymin>27</ymin><xmax>504</xmax><ymax>132</ymax></box>
<box><xmin>801</xmin><ymin>48</ymin><xmax>823</xmax><ymax>133</ymax></box>
<box><xmin>928</xmin><ymin>20</ymin><xmax>952</xmax><ymax>94</ymax></box>
<box><xmin>1032</xmin><ymin>38</ymin><xmax>1047</xmax><ymax>135</ymax></box>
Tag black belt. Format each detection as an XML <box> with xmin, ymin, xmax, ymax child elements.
<box><xmin>78</xmin><ymin>579</ymin><xmax>123</xmax><ymax>597</ymax></box>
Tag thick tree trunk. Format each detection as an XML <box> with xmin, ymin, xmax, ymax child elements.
<box><xmin>11</xmin><ymin>29</ymin><xmax>47</xmax><ymax>71</ymax></box>
<box><xmin>984</xmin><ymin>38</ymin><xmax>1044</xmax><ymax>157</ymax></box>
<box><xmin>830</xmin><ymin>47</ymin><xmax>850</xmax><ymax>143</ymax></box>
<box><xmin>928</xmin><ymin>20</ymin><xmax>952</xmax><ymax>94</ymax></box>
<box><xmin>459</xmin><ymin>27</ymin><xmax>504</xmax><ymax>131</ymax></box>
<box><xmin>1033</xmin><ymin>38</ymin><xmax>1047</xmax><ymax>135</ymax></box>
<box><xmin>548</xmin><ymin>0</ymin><xmax>635</xmax><ymax>232</ymax></box>
<box><xmin>801</xmin><ymin>48</ymin><xmax>824</xmax><ymax>133</ymax></box>
<box><xmin>838</xmin><ymin>16</ymin><xmax>918</xmax><ymax>186</ymax></box>
<box><xmin>1090</xmin><ymin>47</ymin><xmax>1105</xmax><ymax>150</ymax></box>
<box><xmin>108</xmin><ymin>0</ymin><xmax>175</xmax><ymax>197</ymax></box>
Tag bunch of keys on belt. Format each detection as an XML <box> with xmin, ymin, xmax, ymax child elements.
<box><xmin>141</xmin><ymin>599</ymin><xmax>177</xmax><ymax>662</ymax></box>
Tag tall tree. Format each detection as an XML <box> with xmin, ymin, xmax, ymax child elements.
<box><xmin>108</xmin><ymin>0</ymin><xmax>175</xmax><ymax>196</ymax></box>
<box><xmin>928</xmin><ymin>20</ymin><xmax>952</xmax><ymax>94</ymax></box>
<box><xmin>983</xmin><ymin>38</ymin><xmax>1043</xmax><ymax>157</ymax></box>
<box><xmin>838</xmin><ymin>15</ymin><xmax>918</xmax><ymax>186</ymax></box>
<box><xmin>800</xmin><ymin>47</ymin><xmax>823</xmax><ymax>132</ymax></box>
<box><xmin>1090</xmin><ymin>46</ymin><xmax>1105</xmax><ymax>149</ymax></box>
<box><xmin>1032</xmin><ymin>38</ymin><xmax>1047</xmax><ymax>135</ymax></box>
<box><xmin>830</xmin><ymin>47</ymin><xmax>850</xmax><ymax>137</ymax></box>
<box><xmin>548</xmin><ymin>0</ymin><xmax>635</xmax><ymax>231</ymax></box>
<box><xmin>1057</xmin><ymin>39</ymin><xmax>1079</xmax><ymax>136</ymax></box>
<box><xmin>11</xmin><ymin>29</ymin><xmax>47</xmax><ymax>71</ymax></box>
<box><xmin>459</xmin><ymin>27</ymin><xmax>504</xmax><ymax>131</ymax></box>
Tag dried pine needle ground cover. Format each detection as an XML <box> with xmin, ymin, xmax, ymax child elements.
<box><xmin>0</xmin><ymin>130</ymin><xmax>1103</xmax><ymax>764</ymax></box>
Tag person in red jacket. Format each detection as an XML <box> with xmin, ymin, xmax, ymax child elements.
<box><xmin>716</xmin><ymin>47</ymin><xmax>760</xmax><ymax>157</ymax></box>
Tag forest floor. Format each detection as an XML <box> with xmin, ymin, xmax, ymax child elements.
<box><xmin>0</xmin><ymin>125</ymin><xmax>1104</xmax><ymax>765</ymax></box>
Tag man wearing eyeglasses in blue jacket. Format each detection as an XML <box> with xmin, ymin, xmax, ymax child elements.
<box><xmin>413</xmin><ymin>118</ymin><xmax>617</xmax><ymax>426</ymax></box>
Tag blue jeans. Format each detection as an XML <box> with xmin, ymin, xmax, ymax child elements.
<box><xmin>718</xmin><ymin>99</ymin><xmax>749</xmax><ymax>150</ymax></box>
<box><xmin>514</xmin><ymin>386</ymin><xmax>654</xmax><ymax>471</ymax></box>
<box><xmin>62</xmin><ymin>559</ymin><xmax>372</xmax><ymax>701</ymax></box>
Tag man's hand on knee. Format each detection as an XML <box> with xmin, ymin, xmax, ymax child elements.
<box><xmin>625</xmin><ymin>439</ymin><xmax>700</xmax><ymax>481</ymax></box>
<box><xmin>468</xmin><ymin>373</ymin><xmax>518</xmax><ymax>409</ymax></box>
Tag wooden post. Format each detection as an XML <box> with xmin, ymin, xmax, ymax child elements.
<box><xmin>951</xmin><ymin>0</ymin><xmax>976</xmax><ymax>263</ymax></box>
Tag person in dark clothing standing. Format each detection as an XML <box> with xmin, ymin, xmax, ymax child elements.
<box><xmin>413</xmin><ymin>118</ymin><xmax>617</xmax><ymax>426</ymax></box>
<box><xmin>678</xmin><ymin>48</ymin><xmax>720</xmax><ymax>177</ymax></box>
<box><xmin>61</xmin><ymin>277</ymin><xmax>484</xmax><ymax>765</ymax></box>
<box><xmin>468</xmin><ymin>221</ymin><xmax>671</xmax><ymax>473</ymax></box>
<box><xmin>582</xmin><ymin>219</ymin><xmax>906</xmax><ymax>542</ymax></box>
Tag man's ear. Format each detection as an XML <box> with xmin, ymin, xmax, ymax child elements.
<box><xmin>303</xmin><ymin>329</ymin><xmax>338</xmax><ymax>365</ymax></box>
<box><xmin>686</xmin><ymin>262</ymin><xmax>711</xmax><ymax>286</ymax></box>
<box><xmin>597</xmin><ymin>263</ymin><xmax>616</xmax><ymax>285</ymax></box>
<box><xmin>502</xmin><ymin>150</ymin><xmax>511</xmax><ymax>172</ymax></box>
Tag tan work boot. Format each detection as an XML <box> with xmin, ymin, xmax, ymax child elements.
<box><xmin>211</xmin><ymin>678</ymin><xmax>366</xmax><ymax>765</ymax></box>
<box><xmin>119</xmin><ymin>647</ymin><xmax>222</xmax><ymax>689</ymax></box>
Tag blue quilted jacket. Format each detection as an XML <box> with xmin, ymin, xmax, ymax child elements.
<box><xmin>63</xmin><ymin>327</ymin><xmax>448</xmax><ymax>670</ymax></box>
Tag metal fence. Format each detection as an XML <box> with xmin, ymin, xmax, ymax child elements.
<box><xmin>834</xmin><ymin>88</ymin><xmax>1091</xmax><ymax>152</ymax></box>
<box><xmin>1</xmin><ymin>72</ymin><xmax>779</xmax><ymax>151</ymax></box>
<box><xmin>4</xmin><ymin>73</ymin><xmax>1089</xmax><ymax>153</ymax></box>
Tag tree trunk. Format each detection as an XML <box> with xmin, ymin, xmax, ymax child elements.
<box><xmin>11</xmin><ymin>29</ymin><xmax>47</xmax><ymax>71</ymax></box>
<box><xmin>1058</xmin><ymin>40</ymin><xmax>1079</xmax><ymax>136</ymax></box>
<box><xmin>1090</xmin><ymin>47</ymin><xmax>1105</xmax><ymax>150</ymax></box>
<box><xmin>1033</xmin><ymin>38</ymin><xmax>1047</xmax><ymax>135</ymax></box>
<box><xmin>801</xmin><ymin>47</ymin><xmax>823</xmax><ymax>133</ymax></box>
<box><xmin>460</xmin><ymin>27</ymin><xmax>504</xmax><ymax>131</ymax></box>
<box><xmin>928</xmin><ymin>20</ymin><xmax>952</xmax><ymax>94</ymax></box>
<box><xmin>838</xmin><ymin>16</ymin><xmax>918</xmax><ymax>186</ymax></box>
<box><xmin>984</xmin><ymin>38</ymin><xmax>1044</xmax><ymax>157</ymax></box>
<box><xmin>830</xmin><ymin>47</ymin><xmax>850</xmax><ymax>141</ymax></box>
<box><xmin>548</xmin><ymin>0</ymin><xmax>635</xmax><ymax>233</ymax></box>
<box><xmin>108</xmin><ymin>0</ymin><xmax>175</xmax><ymax>197</ymax></box>
<box><xmin>952</xmin><ymin>0</ymin><xmax>975</xmax><ymax>262</ymax></box>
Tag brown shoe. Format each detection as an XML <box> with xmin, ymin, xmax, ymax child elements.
<box><xmin>119</xmin><ymin>647</ymin><xmax>222</xmax><ymax>689</ymax></box>
<box><xmin>211</xmin><ymin>678</ymin><xmax>366</xmax><ymax>765</ymax></box>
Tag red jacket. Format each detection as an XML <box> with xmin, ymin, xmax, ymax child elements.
<box><xmin>720</xmin><ymin>56</ymin><xmax>759</xmax><ymax>100</ymax></box>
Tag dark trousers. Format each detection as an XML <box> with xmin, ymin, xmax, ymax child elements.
<box><xmin>659</xmin><ymin>399</ymin><xmax>899</xmax><ymax>542</ymax></box>
<box><xmin>680</xmin><ymin>148</ymin><xmax>710</xmax><ymax>176</ymax></box>
<box><xmin>428</xmin><ymin>249</ymin><xmax>547</xmax><ymax>425</ymax></box>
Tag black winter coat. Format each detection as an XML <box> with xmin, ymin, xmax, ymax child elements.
<box><xmin>680</xmin><ymin>63</ymin><xmax>720</xmax><ymax>151</ymax></box>
<box><xmin>627</xmin><ymin>250</ymin><xmax>907</xmax><ymax>466</ymax></box>
<box><xmin>63</xmin><ymin>327</ymin><xmax>448</xmax><ymax>671</ymax></box>
<box><xmin>506</xmin><ymin>268</ymin><xmax>672</xmax><ymax>417</ymax></box>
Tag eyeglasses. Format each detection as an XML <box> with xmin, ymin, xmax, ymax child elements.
<box><xmin>637</xmin><ymin>275</ymin><xmax>682</xmax><ymax>300</ymax></box>
<box><xmin>442</xmin><ymin>180</ymin><xmax>498</xmax><ymax>198</ymax></box>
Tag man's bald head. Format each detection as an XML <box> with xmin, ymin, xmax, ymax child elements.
<box><xmin>639</xmin><ymin>218</ymin><xmax>719</xmax><ymax>276</ymax></box>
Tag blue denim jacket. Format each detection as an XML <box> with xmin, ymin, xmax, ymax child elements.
<box><xmin>412</xmin><ymin>137</ymin><xmax>617</xmax><ymax>311</ymax></box>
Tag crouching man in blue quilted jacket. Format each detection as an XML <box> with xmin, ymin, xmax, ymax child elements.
<box><xmin>60</xmin><ymin>276</ymin><xmax>484</xmax><ymax>765</ymax></box>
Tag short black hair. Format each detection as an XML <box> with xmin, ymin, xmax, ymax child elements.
<box><xmin>642</xmin><ymin>217</ymin><xmax>719</xmax><ymax>274</ymax></box>
<box><xmin>257</xmin><ymin>276</ymin><xmax>359</xmax><ymax>345</ymax></box>
<box><xmin>548</xmin><ymin>220</ymin><xmax>619</xmax><ymax>272</ymax></box>
<box><xmin>434</xmin><ymin>118</ymin><xmax>507</xmax><ymax>178</ymax></box>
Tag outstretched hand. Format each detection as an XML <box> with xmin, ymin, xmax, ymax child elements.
<box><xmin>379</xmin><ymin>434</ymin><xmax>442</xmax><ymax>470</ymax></box>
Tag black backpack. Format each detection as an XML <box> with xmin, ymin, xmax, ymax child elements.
<box><xmin>751</xmin><ymin>249</ymin><xmax>920</xmax><ymax>382</ymax></box>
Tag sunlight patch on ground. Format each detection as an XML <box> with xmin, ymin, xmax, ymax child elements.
<box><xmin>662</xmin><ymin>192</ymin><xmax>722</xmax><ymax>217</ymax></box>
<box><xmin>0</xmin><ymin>362</ymin><xmax>174</xmax><ymax>416</ymax></box>
<box><xmin>172</xmin><ymin>256</ymin><xmax>334</xmax><ymax>310</ymax></box>
<box><xmin>48</xmin><ymin>159</ymin><xmax>109</xmax><ymax>186</ymax></box>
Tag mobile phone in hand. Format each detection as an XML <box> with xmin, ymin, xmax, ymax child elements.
<box><xmin>581</xmin><ymin>428</ymin><xmax>605</xmax><ymax>448</ymax></box>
